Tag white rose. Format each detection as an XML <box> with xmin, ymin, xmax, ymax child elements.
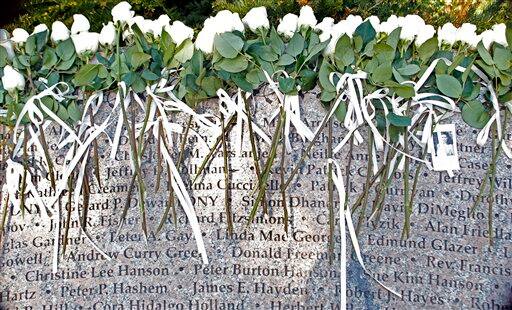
<box><xmin>277</xmin><ymin>13</ymin><xmax>298</xmax><ymax>38</ymax></box>
<box><xmin>399</xmin><ymin>15</ymin><xmax>425</xmax><ymax>41</ymax></box>
<box><xmin>378</xmin><ymin>15</ymin><xmax>399</xmax><ymax>34</ymax></box>
<box><xmin>492</xmin><ymin>23</ymin><xmax>508</xmax><ymax>47</ymax></box>
<box><xmin>195</xmin><ymin>28</ymin><xmax>215</xmax><ymax>54</ymax></box>
<box><xmin>157</xmin><ymin>14</ymin><xmax>171</xmax><ymax>27</ymax></box>
<box><xmin>33</xmin><ymin>24</ymin><xmax>49</xmax><ymax>34</ymax></box>
<box><xmin>71</xmin><ymin>14</ymin><xmax>90</xmax><ymax>34</ymax></box>
<box><xmin>51</xmin><ymin>21</ymin><xmax>70</xmax><ymax>42</ymax></box>
<box><xmin>111</xmin><ymin>1</ymin><xmax>135</xmax><ymax>24</ymax></box>
<box><xmin>99</xmin><ymin>22</ymin><xmax>116</xmax><ymax>46</ymax></box>
<box><xmin>366</xmin><ymin>16</ymin><xmax>380</xmax><ymax>32</ymax></box>
<box><xmin>437</xmin><ymin>23</ymin><xmax>458</xmax><ymax>46</ymax></box>
<box><xmin>344</xmin><ymin>15</ymin><xmax>363</xmax><ymax>36</ymax></box>
<box><xmin>232</xmin><ymin>13</ymin><xmax>245</xmax><ymax>33</ymax></box>
<box><xmin>315</xmin><ymin>17</ymin><xmax>334</xmax><ymax>42</ymax></box>
<box><xmin>147</xmin><ymin>19</ymin><xmax>164</xmax><ymax>37</ymax></box>
<box><xmin>214</xmin><ymin>10</ymin><xmax>244</xmax><ymax>34</ymax></box>
<box><xmin>456</xmin><ymin>23</ymin><xmax>478</xmax><ymax>48</ymax></box>
<box><xmin>298</xmin><ymin>5</ymin><xmax>317</xmax><ymax>29</ymax></box>
<box><xmin>71</xmin><ymin>32</ymin><xmax>99</xmax><ymax>55</ymax></box>
<box><xmin>11</xmin><ymin>28</ymin><xmax>29</xmax><ymax>44</ymax></box>
<box><xmin>242</xmin><ymin>7</ymin><xmax>269</xmax><ymax>33</ymax></box>
<box><xmin>168</xmin><ymin>21</ymin><xmax>194</xmax><ymax>46</ymax></box>
<box><xmin>480</xmin><ymin>30</ymin><xmax>494</xmax><ymax>50</ymax></box>
<box><xmin>2</xmin><ymin>65</ymin><xmax>25</xmax><ymax>92</ymax></box>
<box><xmin>415</xmin><ymin>25</ymin><xmax>435</xmax><ymax>46</ymax></box>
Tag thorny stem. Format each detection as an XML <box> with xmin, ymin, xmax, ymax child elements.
<box><xmin>81</xmin><ymin>171</ymin><xmax>90</xmax><ymax>231</ymax></box>
<box><xmin>62</xmin><ymin>171</ymin><xmax>74</xmax><ymax>256</ymax></box>
<box><xmin>247</xmin><ymin>107</ymin><xmax>285</xmax><ymax>227</ymax></box>
<box><xmin>156</xmin><ymin>114</ymin><xmax>193</xmax><ymax>234</ymax></box>
<box><xmin>402</xmin><ymin>146</ymin><xmax>428</xmax><ymax>239</ymax></box>
<box><xmin>356</xmin><ymin>132</ymin><xmax>374</xmax><ymax>235</ymax></box>
<box><xmin>281</xmin><ymin>102</ymin><xmax>337</xmax><ymax>191</ymax></box>
<box><xmin>401</xmin><ymin>103</ymin><xmax>411</xmax><ymax>238</ymax></box>
<box><xmin>279</xmin><ymin>118</ymin><xmax>288</xmax><ymax>233</ymax></box>
<box><xmin>327</xmin><ymin>115</ymin><xmax>334</xmax><ymax>263</ymax></box>
<box><xmin>89</xmin><ymin>112</ymin><xmax>101</xmax><ymax>188</ymax></box>
<box><xmin>38</xmin><ymin>124</ymin><xmax>56</xmax><ymax>189</ymax></box>
<box><xmin>221</xmin><ymin>114</ymin><xmax>233</xmax><ymax>235</ymax></box>
<box><xmin>344</xmin><ymin>136</ymin><xmax>354</xmax><ymax>210</ymax></box>
<box><xmin>193</xmin><ymin>116</ymin><xmax>236</xmax><ymax>184</ymax></box>
<box><xmin>242</xmin><ymin>95</ymin><xmax>268</xmax><ymax>214</ymax></box>
<box><xmin>20</xmin><ymin>126</ymin><xmax>28</xmax><ymax>218</ymax></box>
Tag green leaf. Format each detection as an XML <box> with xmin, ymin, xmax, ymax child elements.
<box><xmin>131</xmin><ymin>52</ymin><xmax>151</xmax><ymax>69</ymax></box>
<box><xmin>418</xmin><ymin>37</ymin><xmax>438</xmax><ymax>62</ymax></box>
<box><xmin>56</xmin><ymin>54</ymin><xmax>76</xmax><ymax>70</ymax></box>
<box><xmin>74</xmin><ymin>64</ymin><xmax>100</xmax><ymax>86</ymax></box>
<box><xmin>285</xmin><ymin>32</ymin><xmax>305</xmax><ymax>57</ymax></box>
<box><xmin>201</xmin><ymin>76</ymin><xmax>222</xmax><ymax>97</ymax></box>
<box><xmin>397</xmin><ymin>64</ymin><xmax>420</xmax><ymax>76</ymax></box>
<box><xmin>386</xmin><ymin>28</ymin><xmax>401</xmax><ymax>50</ymax></box>
<box><xmin>25</xmin><ymin>35</ymin><xmax>37</xmax><ymax>55</ymax></box>
<box><xmin>67</xmin><ymin>101</ymin><xmax>82</xmax><ymax>122</ymax></box>
<box><xmin>214</xmin><ymin>33</ymin><xmax>244</xmax><ymax>59</ymax></box>
<box><xmin>354</xmin><ymin>20</ymin><xmax>376</xmax><ymax>46</ymax></box>
<box><xmin>0</xmin><ymin>46</ymin><xmax>8</xmax><ymax>67</ymax></box>
<box><xmin>141</xmin><ymin>70</ymin><xmax>159</xmax><ymax>81</ymax></box>
<box><xmin>374</xmin><ymin>43</ymin><xmax>395</xmax><ymax>63</ymax></box>
<box><xmin>461</xmin><ymin>100</ymin><xmax>490</xmax><ymax>129</ymax></box>
<box><xmin>335</xmin><ymin>35</ymin><xmax>354</xmax><ymax>66</ymax></box>
<box><xmin>232</xmin><ymin>73</ymin><xmax>254</xmax><ymax>92</ymax></box>
<box><xmin>190</xmin><ymin>50</ymin><xmax>204</xmax><ymax>76</ymax></box>
<box><xmin>255</xmin><ymin>45</ymin><xmax>279</xmax><ymax>62</ymax></box>
<box><xmin>276</xmin><ymin>54</ymin><xmax>295</xmax><ymax>66</ymax></box>
<box><xmin>392</xmin><ymin>84</ymin><xmax>415</xmax><ymax>98</ymax></box>
<box><xmin>320</xmin><ymin>90</ymin><xmax>336</xmax><ymax>102</ymax></box>
<box><xmin>278</xmin><ymin>77</ymin><xmax>295</xmax><ymax>94</ymax></box>
<box><xmin>173</xmin><ymin>39</ymin><xmax>194</xmax><ymax>63</ymax></box>
<box><xmin>269</xmin><ymin>27</ymin><xmax>285</xmax><ymax>54</ymax></box>
<box><xmin>493</xmin><ymin>47</ymin><xmax>511</xmax><ymax>71</ymax></box>
<box><xmin>387</xmin><ymin>113</ymin><xmax>411</xmax><ymax>127</ymax></box>
<box><xmin>477</xmin><ymin>41</ymin><xmax>494</xmax><ymax>66</ymax></box>
<box><xmin>372</xmin><ymin>63</ymin><xmax>392</xmax><ymax>83</ymax></box>
<box><xmin>299</xmin><ymin>69</ymin><xmax>317</xmax><ymax>91</ymax></box>
<box><xmin>56</xmin><ymin>105</ymin><xmax>69</xmax><ymax>122</ymax></box>
<box><xmin>319</xmin><ymin>59</ymin><xmax>335</xmax><ymax>92</ymax></box>
<box><xmin>217</xmin><ymin>55</ymin><xmax>248</xmax><ymax>73</ymax></box>
<box><xmin>42</xmin><ymin>49</ymin><xmax>58</xmax><ymax>68</ymax></box>
<box><xmin>334</xmin><ymin>102</ymin><xmax>347</xmax><ymax>122</ymax></box>
<box><xmin>246</xmin><ymin>69</ymin><xmax>262</xmax><ymax>85</ymax></box>
<box><xmin>436</xmin><ymin>74</ymin><xmax>463</xmax><ymax>98</ymax></box>
<box><xmin>56</xmin><ymin>38</ymin><xmax>75</xmax><ymax>60</ymax></box>
<box><xmin>506</xmin><ymin>27</ymin><xmax>512</xmax><ymax>50</ymax></box>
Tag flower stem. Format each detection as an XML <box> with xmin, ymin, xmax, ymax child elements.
<box><xmin>193</xmin><ymin>116</ymin><xmax>236</xmax><ymax>184</ymax></box>
<box><xmin>279</xmin><ymin>117</ymin><xmax>288</xmax><ymax>234</ymax></box>
<box><xmin>247</xmin><ymin>107</ymin><xmax>285</xmax><ymax>226</ymax></box>
<box><xmin>220</xmin><ymin>114</ymin><xmax>233</xmax><ymax>235</ymax></box>
<box><xmin>20</xmin><ymin>126</ymin><xmax>28</xmax><ymax>218</ymax></box>
<box><xmin>356</xmin><ymin>132</ymin><xmax>374</xmax><ymax>235</ymax></box>
<box><xmin>327</xmin><ymin>115</ymin><xmax>334</xmax><ymax>263</ymax></box>
<box><xmin>242</xmin><ymin>95</ymin><xmax>267</xmax><ymax>214</ymax></box>
<box><xmin>281</xmin><ymin>102</ymin><xmax>337</xmax><ymax>191</ymax></box>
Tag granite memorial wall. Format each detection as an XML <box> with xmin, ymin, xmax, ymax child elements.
<box><xmin>0</xmin><ymin>90</ymin><xmax>511</xmax><ymax>309</ymax></box>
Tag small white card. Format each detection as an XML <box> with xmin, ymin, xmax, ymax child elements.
<box><xmin>428</xmin><ymin>124</ymin><xmax>460</xmax><ymax>172</ymax></box>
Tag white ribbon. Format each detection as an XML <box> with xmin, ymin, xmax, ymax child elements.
<box><xmin>216</xmin><ymin>88</ymin><xmax>271</xmax><ymax>154</ymax></box>
<box><xmin>329</xmin><ymin>158</ymin><xmax>401</xmax><ymax>309</ymax></box>
<box><xmin>263</xmin><ymin>71</ymin><xmax>314</xmax><ymax>152</ymax></box>
<box><xmin>329</xmin><ymin>72</ymin><xmax>433</xmax><ymax>169</ymax></box>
